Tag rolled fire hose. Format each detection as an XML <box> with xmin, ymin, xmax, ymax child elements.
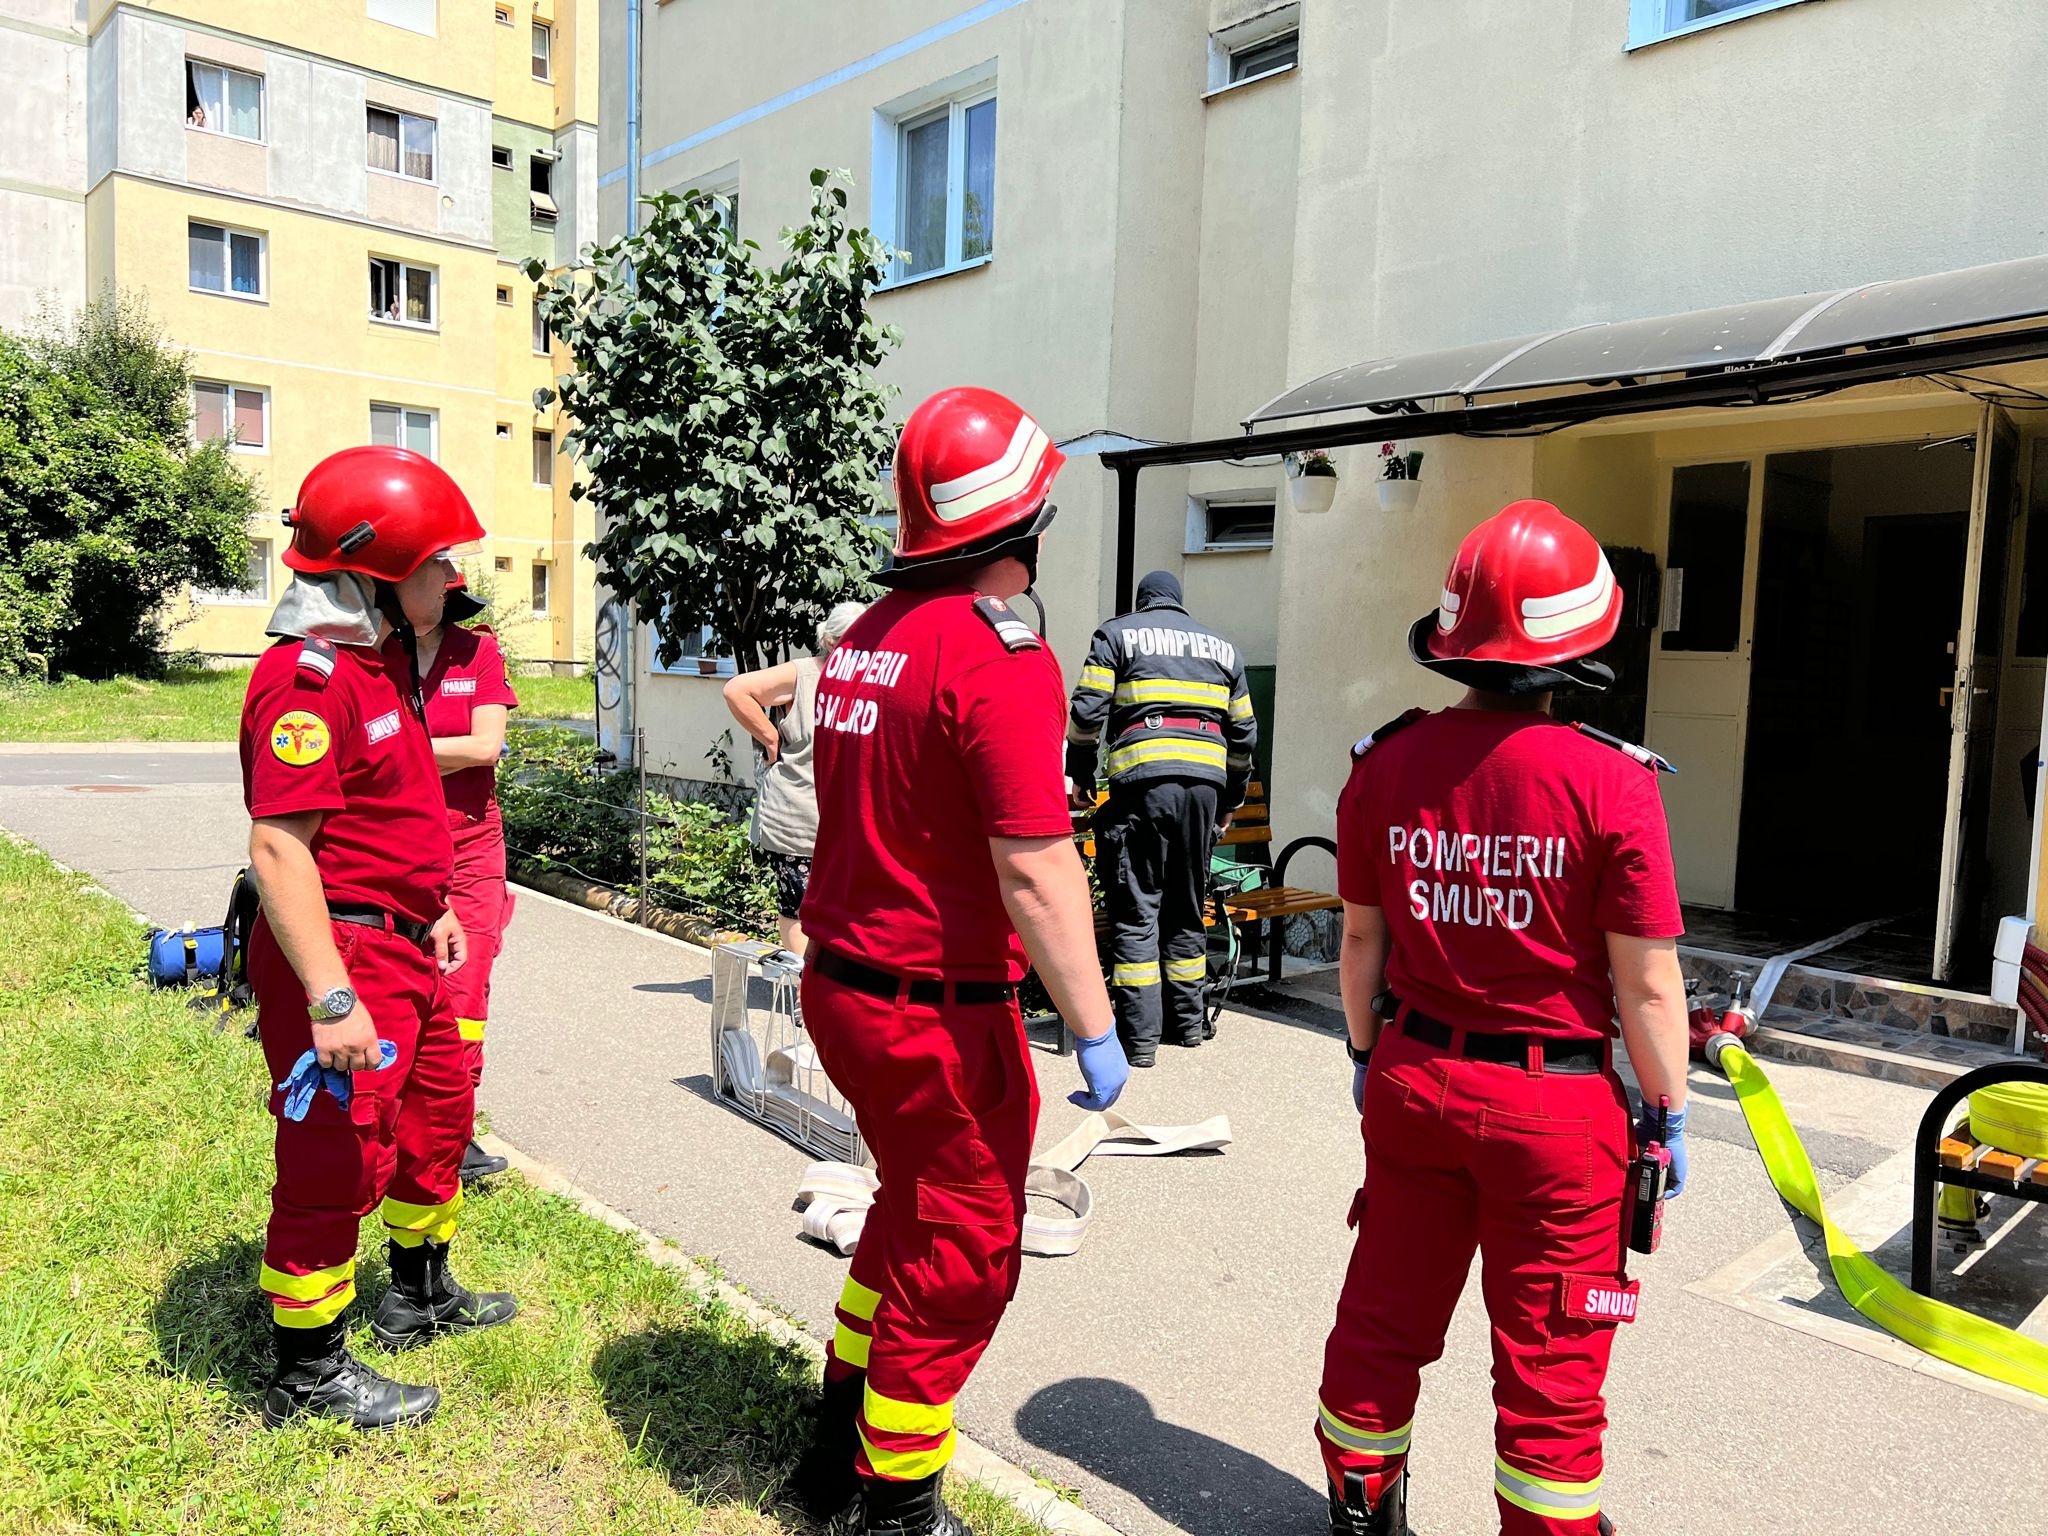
<box><xmin>1706</xmin><ymin>1032</ymin><xmax>2048</xmax><ymax>1399</ymax></box>
<box><xmin>793</xmin><ymin>1110</ymin><xmax>1233</xmax><ymax>1259</ymax></box>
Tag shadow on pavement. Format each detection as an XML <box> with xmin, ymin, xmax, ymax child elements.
<box><xmin>591</xmin><ymin>1320</ymin><xmax>818</xmax><ymax>1520</ymax></box>
<box><xmin>634</xmin><ymin>978</ymin><xmax>711</xmax><ymax>999</ymax></box>
<box><xmin>150</xmin><ymin>1235</ymin><xmax>271</xmax><ymax>1407</ymax></box>
<box><xmin>1017</xmin><ymin>1377</ymin><xmax>1323</xmax><ymax>1536</ymax></box>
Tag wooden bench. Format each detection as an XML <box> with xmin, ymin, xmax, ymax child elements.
<box><xmin>1909</xmin><ymin>1061</ymin><xmax>2048</xmax><ymax>1297</ymax></box>
<box><xmin>1076</xmin><ymin>781</ymin><xmax>1341</xmax><ymax>985</ymax></box>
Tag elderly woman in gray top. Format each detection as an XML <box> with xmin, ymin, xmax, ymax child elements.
<box><xmin>721</xmin><ymin>601</ymin><xmax>867</xmax><ymax>956</ymax></box>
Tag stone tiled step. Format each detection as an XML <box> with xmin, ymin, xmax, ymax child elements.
<box><xmin>1744</xmin><ymin>1010</ymin><xmax>2022</xmax><ymax>1091</ymax></box>
<box><xmin>1681</xmin><ymin>946</ymin><xmax>2017</xmax><ymax>1047</ymax></box>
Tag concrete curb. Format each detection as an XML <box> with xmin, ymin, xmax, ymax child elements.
<box><xmin>477</xmin><ymin>1132</ymin><xmax>1125</xmax><ymax>1536</ymax></box>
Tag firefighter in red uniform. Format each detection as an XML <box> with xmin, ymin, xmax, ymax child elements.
<box><xmin>242</xmin><ymin>446</ymin><xmax>518</xmax><ymax>1430</ymax></box>
<box><xmin>1315</xmin><ymin>501</ymin><xmax>1692</xmax><ymax>1536</ymax></box>
<box><xmin>414</xmin><ymin>574</ymin><xmax>519</xmax><ymax>1185</ymax></box>
<box><xmin>792</xmin><ymin>388</ymin><xmax>1130</xmax><ymax>1536</ymax></box>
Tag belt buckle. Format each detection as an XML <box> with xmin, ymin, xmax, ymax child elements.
<box><xmin>1145</xmin><ymin>712</ymin><xmax>1164</xmax><ymax>730</ymax></box>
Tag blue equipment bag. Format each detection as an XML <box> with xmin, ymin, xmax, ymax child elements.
<box><xmin>148</xmin><ymin>924</ymin><xmax>226</xmax><ymax>987</ymax></box>
<box><xmin>146</xmin><ymin>869</ymin><xmax>260</xmax><ymax>1018</ymax></box>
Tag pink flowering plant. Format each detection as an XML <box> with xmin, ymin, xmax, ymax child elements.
<box><xmin>1379</xmin><ymin>442</ymin><xmax>1425</xmax><ymax>481</ymax></box>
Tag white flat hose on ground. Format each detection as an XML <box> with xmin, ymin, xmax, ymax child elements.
<box><xmin>1746</xmin><ymin>913</ymin><xmax>1899</xmax><ymax>1020</ymax></box>
<box><xmin>794</xmin><ymin>1110</ymin><xmax>1233</xmax><ymax>1258</ymax></box>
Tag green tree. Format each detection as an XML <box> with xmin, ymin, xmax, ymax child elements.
<box><xmin>0</xmin><ymin>293</ymin><xmax>258</xmax><ymax>677</ymax></box>
<box><xmin>530</xmin><ymin>170</ymin><xmax>900</xmax><ymax>674</ymax></box>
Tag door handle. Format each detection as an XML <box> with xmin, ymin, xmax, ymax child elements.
<box><xmin>1939</xmin><ymin>686</ymin><xmax>1992</xmax><ymax>707</ymax></box>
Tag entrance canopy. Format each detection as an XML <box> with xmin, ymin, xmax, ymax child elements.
<box><xmin>1101</xmin><ymin>251</ymin><xmax>2048</xmax><ymax>611</ymax></box>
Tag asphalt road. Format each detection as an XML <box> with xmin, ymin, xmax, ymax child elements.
<box><xmin>3</xmin><ymin>744</ymin><xmax>2042</xmax><ymax>1536</ymax></box>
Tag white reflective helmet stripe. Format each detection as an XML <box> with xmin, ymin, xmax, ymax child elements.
<box><xmin>1435</xmin><ymin>585</ymin><xmax>1462</xmax><ymax>633</ymax></box>
<box><xmin>927</xmin><ymin>418</ymin><xmax>1053</xmax><ymax>523</ymax></box>
<box><xmin>1520</xmin><ymin>554</ymin><xmax>1615</xmax><ymax>640</ymax></box>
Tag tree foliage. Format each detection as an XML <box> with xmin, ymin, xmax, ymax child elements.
<box><xmin>531</xmin><ymin>171</ymin><xmax>900</xmax><ymax>675</ymax></box>
<box><xmin>0</xmin><ymin>293</ymin><xmax>258</xmax><ymax>678</ymax></box>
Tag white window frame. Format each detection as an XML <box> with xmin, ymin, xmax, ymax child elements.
<box><xmin>367</xmin><ymin>105</ymin><xmax>438</xmax><ymax>185</ymax></box>
<box><xmin>188</xmin><ymin>221</ymin><xmax>266</xmax><ymax>302</ymax></box>
<box><xmin>191</xmin><ymin>379</ymin><xmax>270</xmax><ymax>455</ymax></box>
<box><xmin>185</xmin><ymin>59</ymin><xmax>264</xmax><ymax>143</ymax></box>
<box><xmin>532</xmin><ymin>427</ymin><xmax>555</xmax><ymax>485</ymax></box>
<box><xmin>494</xmin><ymin>5</ymin><xmax>513</xmax><ymax>25</ymax></box>
<box><xmin>1185</xmin><ymin>492</ymin><xmax>1277</xmax><ymax>555</ymax></box>
<box><xmin>369</xmin><ymin>401</ymin><xmax>438</xmax><ymax>459</ymax></box>
<box><xmin>492</xmin><ymin>144</ymin><xmax>513</xmax><ymax>171</ymax></box>
<box><xmin>368</xmin><ymin>256</ymin><xmax>438</xmax><ymax>330</ymax></box>
<box><xmin>529</xmin><ymin>150</ymin><xmax>559</xmax><ymax>223</ymax></box>
<box><xmin>649</xmin><ymin>600</ymin><xmax>735</xmax><ymax>678</ymax></box>
<box><xmin>198</xmin><ymin>536</ymin><xmax>274</xmax><ymax>606</ymax></box>
<box><xmin>873</xmin><ymin>63</ymin><xmax>997</xmax><ymax>290</ymax></box>
<box><xmin>531</xmin><ymin>19</ymin><xmax>553</xmax><ymax>81</ymax></box>
<box><xmin>531</xmin><ymin>296</ymin><xmax>549</xmax><ymax>353</ymax></box>
<box><xmin>1627</xmin><ymin>0</ymin><xmax>1820</xmax><ymax>49</ymax></box>
<box><xmin>1206</xmin><ymin>4</ymin><xmax>1301</xmax><ymax>95</ymax></box>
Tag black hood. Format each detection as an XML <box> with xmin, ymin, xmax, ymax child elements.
<box><xmin>1134</xmin><ymin>569</ymin><xmax>1185</xmax><ymax>612</ymax></box>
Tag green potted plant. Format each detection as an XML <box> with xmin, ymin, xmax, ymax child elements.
<box><xmin>1287</xmin><ymin>447</ymin><xmax>1339</xmax><ymax>514</ymax></box>
<box><xmin>1377</xmin><ymin>442</ymin><xmax>1424</xmax><ymax>513</ymax></box>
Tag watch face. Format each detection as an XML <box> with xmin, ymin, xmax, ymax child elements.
<box><xmin>317</xmin><ymin>988</ymin><xmax>355</xmax><ymax>1018</ymax></box>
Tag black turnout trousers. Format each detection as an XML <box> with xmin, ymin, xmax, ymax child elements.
<box><xmin>1098</xmin><ymin>778</ymin><xmax>1219</xmax><ymax>1051</ymax></box>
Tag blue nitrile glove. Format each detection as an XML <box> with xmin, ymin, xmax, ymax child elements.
<box><xmin>277</xmin><ymin>1040</ymin><xmax>397</xmax><ymax>1122</ymax></box>
<box><xmin>1070</xmin><ymin>1029</ymin><xmax>1129</xmax><ymax>1111</ymax></box>
<box><xmin>1352</xmin><ymin>1058</ymin><xmax>1370</xmax><ymax>1116</ymax></box>
<box><xmin>1636</xmin><ymin>1103</ymin><xmax>1689</xmax><ymax>1198</ymax></box>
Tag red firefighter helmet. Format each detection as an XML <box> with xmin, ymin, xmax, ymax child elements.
<box><xmin>882</xmin><ymin>387</ymin><xmax>1064</xmax><ymax>584</ymax></box>
<box><xmin>1407</xmin><ymin>499</ymin><xmax>1621</xmax><ymax>692</ymax></box>
<box><xmin>282</xmin><ymin>446</ymin><xmax>485</xmax><ymax>583</ymax></box>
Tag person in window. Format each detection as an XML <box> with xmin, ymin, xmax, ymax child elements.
<box><xmin>190</xmin><ymin>103</ymin><xmax>207</xmax><ymax>128</ymax></box>
<box><xmin>399</xmin><ymin>573</ymin><xmax>520</xmax><ymax>1186</ymax></box>
<box><xmin>721</xmin><ymin>601</ymin><xmax>866</xmax><ymax>956</ymax></box>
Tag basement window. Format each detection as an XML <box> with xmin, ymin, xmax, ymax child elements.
<box><xmin>492</xmin><ymin>144</ymin><xmax>513</xmax><ymax>171</ymax></box>
<box><xmin>1207</xmin><ymin>6</ymin><xmax>1301</xmax><ymax>94</ymax></box>
<box><xmin>1628</xmin><ymin>0</ymin><xmax>1818</xmax><ymax>49</ymax></box>
<box><xmin>1186</xmin><ymin>493</ymin><xmax>1277</xmax><ymax>554</ymax></box>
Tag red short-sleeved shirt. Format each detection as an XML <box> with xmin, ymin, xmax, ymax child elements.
<box><xmin>1335</xmin><ymin>708</ymin><xmax>1684</xmax><ymax>1039</ymax></box>
<box><xmin>802</xmin><ymin>587</ymin><xmax>1074</xmax><ymax>981</ymax></box>
<box><xmin>414</xmin><ymin>626</ymin><xmax>518</xmax><ymax>820</ymax></box>
<box><xmin>240</xmin><ymin>638</ymin><xmax>454</xmax><ymax>927</ymax></box>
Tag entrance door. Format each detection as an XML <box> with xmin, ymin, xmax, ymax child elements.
<box><xmin>1933</xmin><ymin>409</ymin><xmax>2019</xmax><ymax>981</ymax></box>
<box><xmin>1646</xmin><ymin>460</ymin><xmax>1760</xmax><ymax>907</ymax></box>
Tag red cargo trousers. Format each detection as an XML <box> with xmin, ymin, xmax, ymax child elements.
<box><xmin>445</xmin><ymin>805</ymin><xmax>513</xmax><ymax>1086</ymax></box>
<box><xmin>1317</xmin><ymin>1020</ymin><xmax>1634</xmax><ymax>1535</ymax></box>
<box><xmin>249</xmin><ymin>913</ymin><xmax>473</xmax><ymax>1330</ymax></box>
<box><xmin>799</xmin><ymin>963</ymin><xmax>1039</xmax><ymax>1483</ymax></box>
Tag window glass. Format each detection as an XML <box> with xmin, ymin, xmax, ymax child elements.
<box><xmin>371</xmin><ymin>404</ymin><xmax>434</xmax><ymax>458</ymax></box>
<box><xmin>900</xmin><ymin>112</ymin><xmax>950</xmax><ymax>277</ymax></box>
<box><xmin>531</xmin><ymin>563</ymin><xmax>550</xmax><ymax>614</ymax></box>
<box><xmin>1204</xmin><ymin>499</ymin><xmax>1276</xmax><ymax>550</ymax></box>
<box><xmin>233</xmin><ymin>387</ymin><xmax>265</xmax><ymax>448</ymax></box>
<box><xmin>186</xmin><ymin>62</ymin><xmax>261</xmax><ymax>138</ymax></box>
<box><xmin>226</xmin><ymin>69</ymin><xmax>262</xmax><ymax>138</ymax></box>
<box><xmin>1661</xmin><ymin>461</ymin><xmax>1750</xmax><ymax>652</ymax></box>
<box><xmin>243</xmin><ymin>540</ymin><xmax>272</xmax><ymax>601</ymax></box>
<box><xmin>367</xmin><ymin>108</ymin><xmax>400</xmax><ymax>174</ymax></box>
<box><xmin>492</xmin><ymin>145</ymin><xmax>512</xmax><ymax>170</ymax></box>
<box><xmin>403</xmin><ymin>410</ymin><xmax>432</xmax><ymax>458</ymax></box>
<box><xmin>190</xmin><ymin>224</ymin><xmax>262</xmax><ymax>295</ymax></box>
<box><xmin>192</xmin><ymin>382</ymin><xmax>228</xmax><ymax>441</ymax></box>
<box><xmin>533</xmin><ymin>430</ymin><xmax>554</xmax><ymax>486</ymax></box>
<box><xmin>532</xmin><ymin>20</ymin><xmax>551</xmax><ymax>78</ymax></box>
<box><xmin>532</xmin><ymin>299</ymin><xmax>548</xmax><ymax>353</ymax></box>
<box><xmin>1681</xmin><ymin>0</ymin><xmax>1757</xmax><ymax>17</ymax></box>
<box><xmin>962</xmin><ymin>99</ymin><xmax>996</xmax><ymax>262</ymax></box>
<box><xmin>401</xmin><ymin>114</ymin><xmax>435</xmax><ymax>180</ymax></box>
<box><xmin>229</xmin><ymin>232</ymin><xmax>261</xmax><ymax>294</ymax></box>
<box><xmin>403</xmin><ymin>265</ymin><xmax>433</xmax><ymax>324</ymax></box>
<box><xmin>369</xmin><ymin>257</ymin><xmax>399</xmax><ymax>319</ymax></box>
<box><xmin>188</xmin><ymin>224</ymin><xmax>221</xmax><ymax>290</ymax></box>
<box><xmin>1229</xmin><ymin>30</ymin><xmax>1298</xmax><ymax>82</ymax></box>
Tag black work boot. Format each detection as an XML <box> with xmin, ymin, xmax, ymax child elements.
<box><xmin>460</xmin><ymin>1139</ymin><xmax>509</xmax><ymax>1185</ymax></box>
<box><xmin>789</xmin><ymin>1369</ymin><xmax>864</xmax><ymax>1522</ymax></box>
<box><xmin>262</xmin><ymin>1318</ymin><xmax>439</xmax><ymax>1430</ymax></box>
<box><xmin>371</xmin><ymin>1238</ymin><xmax>519</xmax><ymax>1350</ymax></box>
<box><xmin>1329</xmin><ymin>1468</ymin><xmax>1410</xmax><ymax>1536</ymax></box>
<box><xmin>861</xmin><ymin>1470</ymin><xmax>977</xmax><ymax>1535</ymax></box>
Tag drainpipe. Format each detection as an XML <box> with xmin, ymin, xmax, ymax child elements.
<box><xmin>612</xmin><ymin>0</ymin><xmax>643</xmax><ymax>761</ymax></box>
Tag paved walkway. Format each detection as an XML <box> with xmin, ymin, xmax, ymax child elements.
<box><xmin>3</xmin><ymin>745</ymin><xmax>2042</xmax><ymax>1536</ymax></box>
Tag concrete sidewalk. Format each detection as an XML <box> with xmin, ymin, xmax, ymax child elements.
<box><xmin>3</xmin><ymin>749</ymin><xmax>2042</xmax><ymax>1536</ymax></box>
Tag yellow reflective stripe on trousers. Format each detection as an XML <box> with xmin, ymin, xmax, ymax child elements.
<box><xmin>863</xmin><ymin>1386</ymin><xmax>955</xmax><ymax>1438</ymax></box>
<box><xmin>1113</xmin><ymin>678</ymin><xmax>1228</xmax><ymax>708</ymax></box>
<box><xmin>838</xmin><ymin>1274</ymin><xmax>882</xmax><ymax>1322</ymax></box>
<box><xmin>1106</xmin><ymin>738</ymin><xmax>1227</xmax><ymax>776</ymax></box>
<box><xmin>832</xmin><ymin>1320</ymin><xmax>873</xmax><ymax>1370</ymax></box>
<box><xmin>1228</xmin><ymin>692</ymin><xmax>1255</xmax><ymax>722</ymax></box>
<box><xmin>1316</xmin><ymin>1404</ymin><xmax>1411</xmax><ymax>1456</ymax></box>
<box><xmin>1717</xmin><ymin>1039</ymin><xmax>2048</xmax><ymax>1399</ymax></box>
<box><xmin>1112</xmin><ymin>960</ymin><xmax>1160</xmax><ymax>988</ymax></box>
<box><xmin>457</xmin><ymin>1016</ymin><xmax>487</xmax><ymax>1042</ymax></box>
<box><xmin>1494</xmin><ymin>1457</ymin><xmax>1601</xmax><ymax>1519</ymax></box>
<box><xmin>1165</xmin><ymin>955</ymin><xmax>1207</xmax><ymax>982</ymax></box>
<box><xmin>381</xmin><ymin>1187</ymin><xmax>464</xmax><ymax>1248</ymax></box>
<box><xmin>1077</xmin><ymin>664</ymin><xmax>1115</xmax><ymax>692</ymax></box>
<box><xmin>860</xmin><ymin>1426</ymin><xmax>958</xmax><ymax>1480</ymax></box>
<box><xmin>259</xmin><ymin>1259</ymin><xmax>353</xmax><ymax>1303</ymax></box>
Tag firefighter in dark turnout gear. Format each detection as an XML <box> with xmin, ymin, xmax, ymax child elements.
<box><xmin>1067</xmin><ymin>571</ymin><xmax>1257</xmax><ymax>1064</ymax></box>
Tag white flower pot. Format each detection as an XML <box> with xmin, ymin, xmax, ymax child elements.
<box><xmin>1289</xmin><ymin>473</ymin><xmax>1339</xmax><ymax>515</ymax></box>
<box><xmin>1377</xmin><ymin>479</ymin><xmax>1421</xmax><ymax>514</ymax></box>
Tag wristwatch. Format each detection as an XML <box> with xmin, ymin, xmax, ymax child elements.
<box><xmin>309</xmin><ymin>986</ymin><xmax>358</xmax><ymax>1022</ymax></box>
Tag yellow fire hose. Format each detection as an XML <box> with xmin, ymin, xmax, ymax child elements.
<box><xmin>1706</xmin><ymin>1034</ymin><xmax>2048</xmax><ymax>1400</ymax></box>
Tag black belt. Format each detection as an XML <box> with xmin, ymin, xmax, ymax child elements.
<box><xmin>813</xmin><ymin>948</ymin><xmax>1016</xmax><ymax>1007</ymax></box>
<box><xmin>330</xmin><ymin>905</ymin><xmax>435</xmax><ymax>948</ymax></box>
<box><xmin>1397</xmin><ymin>1009</ymin><xmax>1606</xmax><ymax>1074</ymax></box>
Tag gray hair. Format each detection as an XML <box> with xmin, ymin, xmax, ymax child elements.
<box><xmin>817</xmin><ymin>601</ymin><xmax>867</xmax><ymax>653</ymax></box>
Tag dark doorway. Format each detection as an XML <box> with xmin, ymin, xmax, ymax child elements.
<box><xmin>1733</xmin><ymin>443</ymin><xmax>1975</xmax><ymax>945</ymax></box>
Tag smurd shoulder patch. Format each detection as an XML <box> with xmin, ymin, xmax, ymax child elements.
<box><xmin>1352</xmin><ymin>707</ymin><xmax>1427</xmax><ymax>760</ymax></box>
<box><xmin>270</xmin><ymin>710</ymin><xmax>331</xmax><ymax>767</ymax></box>
<box><xmin>971</xmin><ymin>596</ymin><xmax>1042</xmax><ymax>653</ymax></box>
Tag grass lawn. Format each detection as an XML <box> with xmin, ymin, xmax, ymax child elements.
<box><xmin>0</xmin><ymin>663</ymin><xmax>593</xmax><ymax>744</ymax></box>
<box><xmin>0</xmin><ymin>834</ymin><xmax>1042</xmax><ymax>1536</ymax></box>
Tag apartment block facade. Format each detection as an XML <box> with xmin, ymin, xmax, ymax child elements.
<box><xmin>604</xmin><ymin>0</ymin><xmax>2048</xmax><ymax>998</ymax></box>
<box><xmin>0</xmin><ymin>0</ymin><xmax>600</xmax><ymax>666</ymax></box>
